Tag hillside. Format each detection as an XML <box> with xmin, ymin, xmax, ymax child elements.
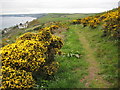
<box><xmin>1</xmin><ymin>7</ymin><xmax>119</xmax><ymax>89</ymax></box>
<box><xmin>0</xmin><ymin>13</ymin><xmax>46</xmax><ymax>18</ymax></box>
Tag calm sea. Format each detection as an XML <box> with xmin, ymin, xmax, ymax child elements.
<box><xmin>0</xmin><ymin>16</ymin><xmax>36</xmax><ymax>30</ymax></box>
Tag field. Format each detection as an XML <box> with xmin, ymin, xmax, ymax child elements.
<box><xmin>1</xmin><ymin>8</ymin><xmax>119</xmax><ymax>89</ymax></box>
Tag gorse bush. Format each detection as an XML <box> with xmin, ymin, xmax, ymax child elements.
<box><xmin>2</xmin><ymin>66</ymin><xmax>35</xmax><ymax>89</ymax></box>
<box><xmin>71</xmin><ymin>19</ymin><xmax>81</xmax><ymax>24</ymax></box>
<box><xmin>81</xmin><ymin>16</ymin><xmax>92</xmax><ymax>27</ymax></box>
<box><xmin>88</xmin><ymin>16</ymin><xmax>100</xmax><ymax>28</ymax></box>
<box><xmin>71</xmin><ymin>7</ymin><xmax>120</xmax><ymax>38</ymax></box>
<box><xmin>40</xmin><ymin>25</ymin><xmax>59</xmax><ymax>34</ymax></box>
<box><xmin>1</xmin><ymin>26</ymin><xmax>63</xmax><ymax>89</ymax></box>
<box><xmin>102</xmin><ymin>10</ymin><xmax>119</xmax><ymax>37</ymax></box>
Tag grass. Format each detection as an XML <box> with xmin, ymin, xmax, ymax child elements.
<box><xmin>46</xmin><ymin>25</ymin><xmax>88</xmax><ymax>88</ymax></box>
<box><xmin>74</xmin><ymin>24</ymin><xmax>118</xmax><ymax>87</ymax></box>
<box><xmin>37</xmin><ymin>13</ymin><xmax>92</xmax><ymax>24</ymax></box>
<box><xmin>1</xmin><ymin>13</ymin><xmax>118</xmax><ymax>88</ymax></box>
<box><xmin>48</xmin><ymin>23</ymin><xmax>118</xmax><ymax>88</ymax></box>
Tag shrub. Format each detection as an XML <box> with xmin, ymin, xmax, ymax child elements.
<box><xmin>1</xmin><ymin>66</ymin><xmax>35</xmax><ymax>89</ymax></box>
<box><xmin>101</xmin><ymin>8</ymin><xmax>119</xmax><ymax>37</ymax></box>
<box><xmin>71</xmin><ymin>7</ymin><xmax>119</xmax><ymax>38</ymax></box>
<box><xmin>1</xmin><ymin>26</ymin><xmax>63</xmax><ymax>89</ymax></box>
<box><xmin>71</xmin><ymin>19</ymin><xmax>81</xmax><ymax>24</ymax></box>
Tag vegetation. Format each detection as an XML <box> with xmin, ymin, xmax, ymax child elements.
<box><xmin>47</xmin><ymin>25</ymin><xmax>88</xmax><ymax>88</ymax></box>
<box><xmin>71</xmin><ymin>7</ymin><xmax>119</xmax><ymax>38</ymax></box>
<box><xmin>1</xmin><ymin>26</ymin><xmax>63</xmax><ymax>89</ymax></box>
<box><xmin>1</xmin><ymin>7</ymin><xmax>119</xmax><ymax>89</ymax></box>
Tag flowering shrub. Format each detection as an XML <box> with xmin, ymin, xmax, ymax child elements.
<box><xmin>71</xmin><ymin>7</ymin><xmax>119</xmax><ymax>38</ymax></box>
<box><xmin>40</xmin><ymin>25</ymin><xmax>59</xmax><ymax>34</ymax></box>
<box><xmin>1</xmin><ymin>26</ymin><xmax>63</xmax><ymax>89</ymax></box>
<box><xmin>102</xmin><ymin>11</ymin><xmax>120</xmax><ymax>37</ymax></box>
<box><xmin>2</xmin><ymin>40</ymin><xmax>46</xmax><ymax>72</ymax></box>
<box><xmin>71</xmin><ymin>19</ymin><xmax>81</xmax><ymax>24</ymax></box>
<box><xmin>50</xmin><ymin>25</ymin><xmax>59</xmax><ymax>29</ymax></box>
<box><xmin>88</xmin><ymin>17</ymin><xmax>100</xmax><ymax>28</ymax></box>
<box><xmin>43</xmin><ymin>61</ymin><xmax>59</xmax><ymax>75</ymax></box>
<box><xmin>1</xmin><ymin>66</ymin><xmax>35</xmax><ymax>89</ymax></box>
<box><xmin>81</xmin><ymin>16</ymin><xmax>92</xmax><ymax>27</ymax></box>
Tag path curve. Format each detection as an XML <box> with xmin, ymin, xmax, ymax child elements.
<box><xmin>75</xmin><ymin>26</ymin><xmax>111</xmax><ymax>88</ymax></box>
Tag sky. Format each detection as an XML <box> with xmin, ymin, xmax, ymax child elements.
<box><xmin>0</xmin><ymin>0</ymin><xmax>119</xmax><ymax>14</ymax></box>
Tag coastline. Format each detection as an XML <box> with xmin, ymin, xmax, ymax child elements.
<box><xmin>0</xmin><ymin>13</ymin><xmax>46</xmax><ymax>30</ymax></box>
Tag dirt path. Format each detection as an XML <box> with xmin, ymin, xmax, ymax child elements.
<box><xmin>76</xmin><ymin>30</ymin><xmax>111</xmax><ymax>88</ymax></box>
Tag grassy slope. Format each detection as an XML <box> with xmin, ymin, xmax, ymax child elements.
<box><xmin>1</xmin><ymin>13</ymin><xmax>118</xmax><ymax>88</ymax></box>
<box><xmin>42</xmin><ymin>14</ymin><xmax>118</xmax><ymax>88</ymax></box>
<box><xmin>37</xmin><ymin>13</ymin><xmax>91</xmax><ymax>23</ymax></box>
<box><xmin>47</xmin><ymin>25</ymin><xmax>88</xmax><ymax>88</ymax></box>
<box><xmin>77</xmin><ymin>25</ymin><xmax>118</xmax><ymax>87</ymax></box>
<box><xmin>47</xmin><ymin>24</ymin><xmax>118</xmax><ymax>88</ymax></box>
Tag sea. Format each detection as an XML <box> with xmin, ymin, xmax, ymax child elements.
<box><xmin>0</xmin><ymin>16</ymin><xmax>36</xmax><ymax>30</ymax></box>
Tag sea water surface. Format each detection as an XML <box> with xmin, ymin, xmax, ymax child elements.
<box><xmin>0</xmin><ymin>16</ymin><xmax>36</xmax><ymax>30</ymax></box>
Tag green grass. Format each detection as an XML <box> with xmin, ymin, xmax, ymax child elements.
<box><xmin>47</xmin><ymin>25</ymin><xmax>88</xmax><ymax>88</ymax></box>
<box><xmin>75</xmin><ymin>24</ymin><xmax>118</xmax><ymax>87</ymax></box>
<box><xmin>37</xmin><ymin>13</ymin><xmax>92</xmax><ymax>24</ymax></box>
<box><xmin>1</xmin><ymin>13</ymin><xmax>118</xmax><ymax>88</ymax></box>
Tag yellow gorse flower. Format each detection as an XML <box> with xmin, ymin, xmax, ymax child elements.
<box><xmin>71</xmin><ymin>7</ymin><xmax>120</xmax><ymax>37</ymax></box>
<box><xmin>1</xmin><ymin>25</ymin><xmax>63</xmax><ymax>89</ymax></box>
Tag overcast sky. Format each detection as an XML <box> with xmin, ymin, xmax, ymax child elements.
<box><xmin>0</xmin><ymin>0</ymin><xmax>119</xmax><ymax>14</ymax></box>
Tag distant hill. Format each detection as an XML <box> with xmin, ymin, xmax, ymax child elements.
<box><xmin>0</xmin><ymin>13</ymin><xmax>47</xmax><ymax>18</ymax></box>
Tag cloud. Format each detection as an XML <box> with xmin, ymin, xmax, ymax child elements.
<box><xmin>0</xmin><ymin>0</ymin><xmax>119</xmax><ymax>14</ymax></box>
